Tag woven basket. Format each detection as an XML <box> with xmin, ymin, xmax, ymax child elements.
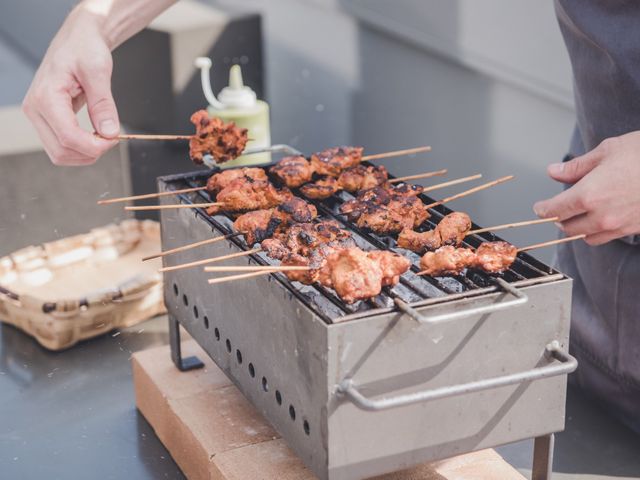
<box><xmin>0</xmin><ymin>219</ymin><xmax>166</xmax><ymax>350</ymax></box>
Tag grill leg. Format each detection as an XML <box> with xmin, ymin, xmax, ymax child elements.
<box><xmin>531</xmin><ymin>433</ymin><xmax>554</xmax><ymax>480</ymax></box>
<box><xmin>169</xmin><ymin>315</ymin><xmax>204</xmax><ymax>371</ymax></box>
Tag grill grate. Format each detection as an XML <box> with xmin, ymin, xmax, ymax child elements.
<box><xmin>158</xmin><ymin>166</ymin><xmax>557</xmax><ymax>323</ymax></box>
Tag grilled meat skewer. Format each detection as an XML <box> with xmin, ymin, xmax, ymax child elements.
<box><xmin>189</xmin><ymin>110</ymin><xmax>249</xmax><ymax>165</ymax></box>
<box><xmin>419</xmin><ymin>241</ymin><xmax>518</xmax><ymax>276</ymax></box>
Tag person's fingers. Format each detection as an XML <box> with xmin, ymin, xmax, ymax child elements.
<box><xmin>558</xmin><ymin>212</ymin><xmax>602</xmax><ymax>237</ymax></box>
<box><xmin>30</xmin><ymin>113</ymin><xmax>94</xmax><ymax>165</ymax></box>
<box><xmin>585</xmin><ymin>230</ymin><xmax>623</xmax><ymax>246</ymax></box>
<box><xmin>546</xmin><ymin>148</ymin><xmax>603</xmax><ymax>184</ymax></box>
<box><xmin>72</xmin><ymin>91</ymin><xmax>86</xmax><ymax>113</ymax></box>
<box><xmin>77</xmin><ymin>59</ymin><xmax>120</xmax><ymax>138</ymax></box>
<box><xmin>533</xmin><ymin>185</ymin><xmax>589</xmax><ymax>222</ymax></box>
<box><xmin>37</xmin><ymin>87</ymin><xmax>115</xmax><ymax>159</ymax></box>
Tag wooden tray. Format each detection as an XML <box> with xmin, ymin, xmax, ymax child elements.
<box><xmin>0</xmin><ymin>219</ymin><xmax>165</xmax><ymax>350</ymax></box>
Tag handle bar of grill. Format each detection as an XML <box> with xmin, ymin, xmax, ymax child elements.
<box><xmin>337</xmin><ymin>341</ymin><xmax>577</xmax><ymax>412</ymax></box>
<box><xmin>394</xmin><ymin>277</ymin><xmax>528</xmax><ymax>325</ymax></box>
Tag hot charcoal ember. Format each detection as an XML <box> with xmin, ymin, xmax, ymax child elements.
<box><xmin>300</xmin><ymin>177</ymin><xmax>340</xmax><ymax>200</ymax></box>
<box><xmin>281</xmin><ymin>247</ymin><xmax>411</xmax><ymax>304</ymax></box>
<box><xmin>232</xmin><ymin>198</ymin><xmax>318</xmax><ymax>245</ymax></box>
<box><xmin>310</xmin><ymin>146</ymin><xmax>364</xmax><ymax>177</ymax></box>
<box><xmin>189</xmin><ymin>110</ymin><xmax>249</xmax><ymax>164</ymax></box>
<box><xmin>419</xmin><ymin>241</ymin><xmax>518</xmax><ymax>276</ymax></box>
<box><xmin>206</xmin><ymin>168</ymin><xmax>267</xmax><ymax>194</ymax></box>
<box><xmin>270</xmin><ymin>156</ymin><xmax>314</xmax><ymax>188</ymax></box>
<box><xmin>207</xmin><ymin>179</ymin><xmax>292</xmax><ymax>215</ymax></box>
<box><xmin>355</xmin><ymin>196</ymin><xmax>430</xmax><ymax>235</ymax></box>
<box><xmin>337</xmin><ymin>165</ymin><xmax>388</xmax><ymax>193</ymax></box>
<box><xmin>398</xmin><ymin>212</ymin><xmax>472</xmax><ymax>254</ymax></box>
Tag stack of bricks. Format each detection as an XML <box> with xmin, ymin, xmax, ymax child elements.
<box><xmin>132</xmin><ymin>340</ymin><xmax>526</xmax><ymax>480</ymax></box>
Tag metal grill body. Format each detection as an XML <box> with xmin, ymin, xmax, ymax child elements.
<box><xmin>158</xmin><ymin>170</ymin><xmax>575</xmax><ymax>480</ymax></box>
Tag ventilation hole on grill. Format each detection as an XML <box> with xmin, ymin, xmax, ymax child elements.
<box><xmin>214</xmin><ymin>328</ymin><xmax>220</xmax><ymax>341</ymax></box>
<box><xmin>203</xmin><ymin>316</ymin><xmax>209</xmax><ymax>329</ymax></box>
<box><xmin>193</xmin><ymin>306</ymin><xmax>199</xmax><ymax>318</ymax></box>
<box><xmin>248</xmin><ymin>363</ymin><xmax>255</xmax><ymax>378</ymax></box>
<box><xmin>261</xmin><ymin>377</ymin><xmax>269</xmax><ymax>392</ymax></box>
<box><xmin>225</xmin><ymin>339</ymin><xmax>232</xmax><ymax>353</ymax></box>
<box><xmin>275</xmin><ymin>390</ymin><xmax>282</xmax><ymax>406</ymax></box>
<box><xmin>182</xmin><ymin>294</ymin><xmax>189</xmax><ymax>306</ymax></box>
<box><xmin>303</xmin><ymin>420</ymin><xmax>310</xmax><ymax>436</ymax></box>
<box><xmin>289</xmin><ymin>405</ymin><xmax>296</xmax><ymax>421</ymax></box>
<box><xmin>236</xmin><ymin>349</ymin><xmax>243</xmax><ymax>364</ymax></box>
<box><xmin>173</xmin><ymin>283</ymin><xmax>179</xmax><ymax>296</ymax></box>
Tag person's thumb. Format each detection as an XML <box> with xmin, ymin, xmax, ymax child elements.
<box><xmin>79</xmin><ymin>64</ymin><xmax>120</xmax><ymax>138</ymax></box>
<box><xmin>546</xmin><ymin>150</ymin><xmax>601</xmax><ymax>185</ymax></box>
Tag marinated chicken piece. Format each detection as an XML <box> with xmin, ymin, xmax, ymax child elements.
<box><xmin>437</xmin><ymin>212</ymin><xmax>472</xmax><ymax>246</ymax></box>
<box><xmin>299</xmin><ymin>176</ymin><xmax>340</xmax><ymax>200</ymax></box>
<box><xmin>270</xmin><ymin>197</ymin><xmax>317</xmax><ymax>225</ymax></box>
<box><xmin>276</xmin><ymin>221</ymin><xmax>354</xmax><ymax>257</ymax></box>
<box><xmin>189</xmin><ymin>110</ymin><xmax>249</xmax><ymax>164</ymax></box>
<box><xmin>356</xmin><ymin>196</ymin><xmax>429</xmax><ymax>234</ymax></box>
<box><xmin>337</xmin><ymin>165</ymin><xmax>388</xmax><ymax>193</ymax></box>
<box><xmin>260</xmin><ymin>238</ymin><xmax>290</xmax><ymax>260</ymax></box>
<box><xmin>339</xmin><ymin>183</ymin><xmax>424</xmax><ymax>217</ymax></box>
<box><xmin>397</xmin><ymin>228</ymin><xmax>441</xmax><ymax>253</ymax></box>
<box><xmin>233</xmin><ymin>209</ymin><xmax>274</xmax><ymax>245</ymax></box>
<box><xmin>366</xmin><ymin>251</ymin><xmax>411</xmax><ymax>287</ymax></box>
<box><xmin>270</xmin><ymin>156</ymin><xmax>314</xmax><ymax>188</ymax></box>
<box><xmin>233</xmin><ymin>209</ymin><xmax>278</xmax><ymax>245</ymax></box>
<box><xmin>206</xmin><ymin>168</ymin><xmax>267</xmax><ymax>194</ymax></box>
<box><xmin>419</xmin><ymin>246</ymin><xmax>476</xmax><ymax>276</ymax></box>
<box><xmin>474</xmin><ymin>241</ymin><xmax>517</xmax><ymax>273</ymax></box>
<box><xmin>208</xmin><ymin>179</ymin><xmax>292</xmax><ymax>214</ymax></box>
<box><xmin>310</xmin><ymin>146</ymin><xmax>364</xmax><ymax>177</ymax></box>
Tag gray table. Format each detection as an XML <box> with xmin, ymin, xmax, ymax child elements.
<box><xmin>1</xmin><ymin>316</ymin><xmax>640</xmax><ymax>480</ymax></box>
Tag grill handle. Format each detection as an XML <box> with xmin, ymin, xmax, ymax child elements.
<box><xmin>336</xmin><ymin>341</ymin><xmax>577</xmax><ymax>412</ymax></box>
<box><xmin>394</xmin><ymin>277</ymin><xmax>528</xmax><ymax>325</ymax></box>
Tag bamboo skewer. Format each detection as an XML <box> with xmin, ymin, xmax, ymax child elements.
<box><xmin>117</xmin><ymin>133</ymin><xmax>193</xmax><ymax>141</ymax></box>
<box><xmin>159</xmin><ymin>248</ymin><xmax>261</xmax><ymax>272</ymax></box>
<box><xmin>97</xmin><ymin>186</ymin><xmax>206</xmax><ymax>205</ymax></box>
<box><xmin>207</xmin><ymin>269</ymin><xmax>281</xmax><ymax>285</ymax></box>
<box><xmin>361</xmin><ymin>145</ymin><xmax>431</xmax><ymax>161</ymax></box>
<box><xmin>142</xmin><ymin>233</ymin><xmax>241</xmax><ymax>261</ymax></box>
<box><xmin>517</xmin><ymin>234</ymin><xmax>585</xmax><ymax>253</ymax></box>
<box><xmin>125</xmin><ymin>202</ymin><xmax>222</xmax><ymax>211</ymax></box>
<box><xmin>204</xmin><ymin>265</ymin><xmax>310</xmax><ymax>273</ymax></box>
<box><xmin>469</xmin><ymin>217</ymin><xmax>559</xmax><ymax>235</ymax></box>
<box><xmin>421</xmin><ymin>174</ymin><xmax>482</xmax><ymax>193</ymax></box>
<box><xmin>388</xmin><ymin>168</ymin><xmax>447</xmax><ymax>184</ymax></box>
<box><xmin>424</xmin><ymin>175</ymin><xmax>514</xmax><ymax>210</ymax></box>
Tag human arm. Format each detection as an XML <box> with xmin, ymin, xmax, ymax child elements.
<box><xmin>22</xmin><ymin>0</ymin><xmax>176</xmax><ymax>166</ymax></box>
<box><xmin>533</xmin><ymin>132</ymin><xmax>640</xmax><ymax>245</ymax></box>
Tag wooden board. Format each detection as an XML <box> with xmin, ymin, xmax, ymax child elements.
<box><xmin>132</xmin><ymin>340</ymin><xmax>526</xmax><ymax>480</ymax></box>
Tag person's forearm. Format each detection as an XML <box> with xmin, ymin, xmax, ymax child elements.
<box><xmin>77</xmin><ymin>0</ymin><xmax>177</xmax><ymax>50</ymax></box>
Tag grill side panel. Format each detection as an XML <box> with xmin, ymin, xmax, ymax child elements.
<box><xmin>326</xmin><ymin>279</ymin><xmax>572</xmax><ymax>480</ymax></box>
<box><xmin>159</xmin><ymin>196</ymin><xmax>331</xmax><ymax>478</ymax></box>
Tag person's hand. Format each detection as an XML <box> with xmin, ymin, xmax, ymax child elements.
<box><xmin>533</xmin><ymin>132</ymin><xmax>640</xmax><ymax>245</ymax></box>
<box><xmin>22</xmin><ymin>6</ymin><xmax>119</xmax><ymax>166</ymax></box>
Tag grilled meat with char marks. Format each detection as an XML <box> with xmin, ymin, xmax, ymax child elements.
<box><xmin>475</xmin><ymin>241</ymin><xmax>517</xmax><ymax>273</ymax></box>
<box><xmin>206</xmin><ymin>168</ymin><xmax>267</xmax><ymax>194</ymax></box>
<box><xmin>299</xmin><ymin>176</ymin><xmax>340</xmax><ymax>200</ymax></box>
<box><xmin>356</xmin><ymin>196</ymin><xmax>430</xmax><ymax>234</ymax></box>
<box><xmin>397</xmin><ymin>212</ymin><xmax>472</xmax><ymax>254</ymax></box>
<box><xmin>337</xmin><ymin>165</ymin><xmax>388</xmax><ymax>193</ymax></box>
<box><xmin>310</xmin><ymin>146</ymin><xmax>364</xmax><ymax>177</ymax></box>
<box><xmin>233</xmin><ymin>209</ymin><xmax>278</xmax><ymax>246</ymax></box>
<box><xmin>270</xmin><ymin>156</ymin><xmax>314</xmax><ymax>188</ymax></box>
<box><xmin>189</xmin><ymin>110</ymin><xmax>249</xmax><ymax>164</ymax></box>
<box><xmin>208</xmin><ymin>179</ymin><xmax>292</xmax><ymax>214</ymax></box>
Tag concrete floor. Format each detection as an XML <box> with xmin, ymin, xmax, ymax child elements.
<box><xmin>1</xmin><ymin>315</ymin><xmax>640</xmax><ymax>480</ymax></box>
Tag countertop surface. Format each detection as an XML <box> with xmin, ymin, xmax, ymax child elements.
<box><xmin>1</xmin><ymin>316</ymin><xmax>640</xmax><ymax>480</ymax></box>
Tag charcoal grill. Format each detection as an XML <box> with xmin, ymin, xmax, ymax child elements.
<box><xmin>157</xmin><ymin>162</ymin><xmax>577</xmax><ymax>480</ymax></box>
